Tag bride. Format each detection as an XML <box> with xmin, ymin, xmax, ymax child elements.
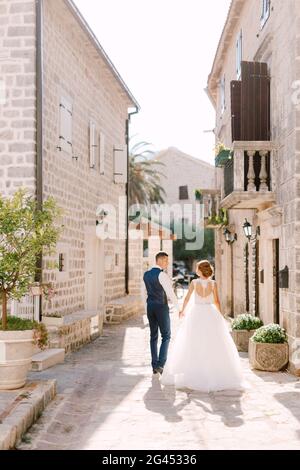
<box><xmin>160</xmin><ymin>260</ymin><xmax>244</xmax><ymax>392</ymax></box>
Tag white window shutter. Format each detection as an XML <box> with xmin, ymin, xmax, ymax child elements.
<box><xmin>89</xmin><ymin>121</ymin><xmax>96</xmax><ymax>169</ymax></box>
<box><xmin>236</xmin><ymin>31</ymin><xmax>242</xmax><ymax>79</ymax></box>
<box><xmin>59</xmin><ymin>96</ymin><xmax>73</xmax><ymax>155</ymax></box>
<box><xmin>114</xmin><ymin>145</ymin><xmax>127</xmax><ymax>184</ymax></box>
<box><xmin>99</xmin><ymin>132</ymin><xmax>105</xmax><ymax>175</ymax></box>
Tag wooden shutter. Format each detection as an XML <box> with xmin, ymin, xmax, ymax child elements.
<box><xmin>89</xmin><ymin>121</ymin><xmax>96</xmax><ymax>168</ymax></box>
<box><xmin>231</xmin><ymin>81</ymin><xmax>242</xmax><ymax>141</ymax></box>
<box><xmin>241</xmin><ymin>61</ymin><xmax>270</xmax><ymax>141</ymax></box>
<box><xmin>99</xmin><ymin>132</ymin><xmax>105</xmax><ymax>175</ymax></box>
<box><xmin>59</xmin><ymin>97</ymin><xmax>73</xmax><ymax>154</ymax></box>
<box><xmin>114</xmin><ymin>145</ymin><xmax>127</xmax><ymax>183</ymax></box>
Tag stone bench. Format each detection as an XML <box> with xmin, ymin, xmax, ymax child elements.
<box><xmin>43</xmin><ymin>310</ymin><xmax>103</xmax><ymax>354</ymax></box>
<box><xmin>31</xmin><ymin>348</ymin><xmax>65</xmax><ymax>371</ymax></box>
<box><xmin>105</xmin><ymin>295</ymin><xmax>144</xmax><ymax>325</ymax></box>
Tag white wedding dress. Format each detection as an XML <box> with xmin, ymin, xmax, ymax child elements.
<box><xmin>161</xmin><ymin>279</ymin><xmax>244</xmax><ymax>392</ymax></box>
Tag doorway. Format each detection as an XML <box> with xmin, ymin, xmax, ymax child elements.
<box><xmin>273</xmin><ymin>239</ymin><xmax>280</xmax><ymax>324</ymax></box>
<box><xmin>85</xmin><ymin>232</ymin><xmax>104</xmax><ymax>311</ymax></box>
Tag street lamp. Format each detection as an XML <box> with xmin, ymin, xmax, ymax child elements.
<box><xmin>242</xmin><ymin>219</ymin><xmax>261</xmax><ymax>317</ymax></box>
<box><xmin>242</xmin><ymin>219</ymin><xmax>260</xmax><ymax>241</ymax></box>
<box><xmin>223</xmin><ymin>227</ymin><xmax>237</xmax><ymax>318</ymax></box>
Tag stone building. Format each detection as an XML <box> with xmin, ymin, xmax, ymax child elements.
<box><xmin>154</xmin><ymin>147</ymin><xmax>217</xmax><ymax>270</ymax></box>
<box><xmin>206</xmin><ymin>0</ymin><xmax>300</xmax><ymax>374</ymax></box>
<box><xmin>0</xmin><ymin>0</ymin><xmax>143</xmax><ymax>345</ymax></box>
<box><xmin>155</xmin><ymin>147</ymin><xmax>216</xmax><ymax>218</ymax></box>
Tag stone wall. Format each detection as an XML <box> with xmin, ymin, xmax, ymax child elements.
<box><xmin>47</xmin><ymin>310</ymin><xmax>102</xmax><ymax>354</ymax></box>
<box><xmin>0</xmin><ymin>0</ymin><xmax>36</xmax><ymax>197</ymax></box>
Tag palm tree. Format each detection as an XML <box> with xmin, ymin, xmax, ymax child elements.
<box><xmin>129</xmin><ymin>141</ymin><xmax>166</xmax><ymax>207</ymax></box>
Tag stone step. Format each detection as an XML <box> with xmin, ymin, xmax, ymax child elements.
<box><xmin>31</xmin><ymin>348</ymin><xmax>65</xmax><ymax>372</ymax></box>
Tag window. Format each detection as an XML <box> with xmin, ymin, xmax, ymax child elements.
<box><xmin>89</xmin><ymin>120</ymin><xmax>96</xmax><ymax>169</ymax></box>
<box><xmin>114</xmin><ymin>145</ymin><xmax>127</xmax><ymax>183</ymax></box>
<box><xmin>115</xmin><ymin>253</ymin><xmax>119</xmax><ymax>267</ymax></box>
<box><xmin>59</xmin><ymin>253</ymin><xmax>65</xmax><ymax>272</ymax></box>
<box><xmin>99</xmin><ymin>131</ymin><xmax>105</xmax><ymax>175</ymax></box>
<box><xmin>261</xmin><ymin>0</ymin><xmax>270</xmax><ymax>28</ymax></box>
<box><xmin>236</xmin><ymin>30</ymin><xmax>242</xmax><ymax>80</ymax></box>
<box><xmin>220</xmin><ymin>74</ymin><xmax>226</xmax><ymax>114</ymax></box>
<box><xmin>179</xmin><ymin>185</ymin><xmax>189</xmax><ymax>200</ymax></box>
<box><xmin>59</xmin><ymin>96</ymin><xmax>73</xmax><ymax>155</ymax></box>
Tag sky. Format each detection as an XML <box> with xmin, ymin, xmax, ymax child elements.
<box><xmin>74</xmin><ymin>0</ymin><xmax>231</xmax><ymax>165</ymax></box>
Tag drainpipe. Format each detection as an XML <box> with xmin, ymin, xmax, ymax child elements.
<box><xmin>36</xmin><ymin>0</ymin><xmax>44</xmax><ymax>320</ymax></box>
<box><xmin>125</xmin><ymin>107</ymin><xmax>139</xmax><ymax>295</ymax></box>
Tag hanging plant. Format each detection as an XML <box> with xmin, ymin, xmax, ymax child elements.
<box><xmin>194</xmin><ymin>189</ymin><xmax>203</xmax><ymax>202</ymax></box>
<box><xmin>214</xmin><ymin>142</ymin><xmax>233</xmax><ymax>167</ymax></box>
<box><xmin>207</xmin><ymin>208</ymin><xmax>228</xmax><ymax>227</ymax></box>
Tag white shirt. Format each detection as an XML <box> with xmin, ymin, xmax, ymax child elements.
<box><xmin>142</xmin><ymin>265</ymin><xmax>180</xmax><ymax>312</ymax></box>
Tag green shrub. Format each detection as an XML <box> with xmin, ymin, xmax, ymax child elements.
<box><xmin>232</xmin><ymin>314</ymin><xmax>263</xmax><ymax>331</ymax></box>
<box><xmin>0</xmin><ymin>316</ymin><xmax>48</xmax><ymax>349</ymax></box>
<box><xmin>252</xmin><ymin>324</ymin><xmax>288</xmax><ymax>344</ymax></box>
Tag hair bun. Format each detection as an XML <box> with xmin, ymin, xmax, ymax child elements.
<box><xmin>196</xmin><ymin>260</ymin><xmax>214</xmax><ymax>278</ymax></box>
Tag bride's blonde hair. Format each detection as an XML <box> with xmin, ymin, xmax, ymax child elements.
<box><xmin>196</xmin><ymin>260</ymin><xmax>214</xmax><ymax>279</ymax></box>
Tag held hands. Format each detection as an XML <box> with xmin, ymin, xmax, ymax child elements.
<box><xmin>179</xmin><ymin>309</ymin><xmax>185</xmax><ymax>319</ymax></box>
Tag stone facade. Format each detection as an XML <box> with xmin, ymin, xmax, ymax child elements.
<box><xmin>0</xmin><ymin>1</ymin><xmax>142</xmax><ymax>330</ymax></box>
<box><xmin>207</xmin><ymin>0</ymin><xmax>300</xmax><ymax>374</ymax></box>
<box><xmin>41</xmin><ymin>0</ymin><xmax>130</xmax><ymax>317</ymax></box>
<box><xmin>0</xmin><ymin>0</ymin><xmax>37</xmax><ymax>196</ymax></box>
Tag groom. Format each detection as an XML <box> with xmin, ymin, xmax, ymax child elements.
<box><xmin>143</xmin><ymin>251</ymin><xmax>180</xmax><ymax>375</ymax></box>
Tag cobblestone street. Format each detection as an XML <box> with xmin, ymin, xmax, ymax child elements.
<box><xmin>18</xmin><ymin>311</ymin><xmax>300</xmax><ymax>451</ymax></box>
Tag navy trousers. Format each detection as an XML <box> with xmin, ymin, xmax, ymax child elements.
<box><xmin>147</xmin><ymin>302</ymin><xmax>171</xmax><ymax>370</ymax></box>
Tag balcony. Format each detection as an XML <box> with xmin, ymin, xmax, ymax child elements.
<box><xmin>220</xmin><ymin>141</ymin><xmax>277</xmax><ymax>210</ymax></box>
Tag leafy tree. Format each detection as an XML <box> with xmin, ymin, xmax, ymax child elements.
<box><xmin>0</xmin><ymin>190</ymin><xmax>62</xmax><ymax>330</ymax></box>
<box><xmin>129</xmin><ymin>141</ymin><xmax>166</xmax><ymax>207</ymax></box>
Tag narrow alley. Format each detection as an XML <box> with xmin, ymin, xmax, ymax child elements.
<box><xmin>18</xmin><ymin>311</ymin><xmax>300</xmax><ymax>451</ymax></box>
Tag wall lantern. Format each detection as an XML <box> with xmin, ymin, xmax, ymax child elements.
<box><xmin>223</xmin><ymin>228</ymin><xmax>237</xmax><ymax>244</ymax></box>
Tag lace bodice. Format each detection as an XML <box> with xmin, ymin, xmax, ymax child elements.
<box><xmin>193</xmin><ymin>278</ymin><xmax>215</xmax><ymax>304</ymax></box>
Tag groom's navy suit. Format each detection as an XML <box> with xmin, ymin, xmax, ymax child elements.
<box><xmin>143</xmin><ymin>267</ymin><xmax>174</xmax><ymax>371</ymax></box>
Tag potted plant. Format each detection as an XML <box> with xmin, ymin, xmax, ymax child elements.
<box><xmin>195</xmin><ymin>189</ymin><xmax>203</xmax><ymax>202</ymax></box>
<box><xmin>214</xmin><ymin>142</ymin><xmax>232</xmax><ymax>167</ymax></box>
<box><xmin>0</xmin><ymin>189</ymin><xmax>62</xmax><ymax>390</ymax></box>
<box><xmin>231</xmin><ymin>314</ymin><xmax>263</xmax><ymax>352</ymax></box>
<box><xmin>206</xmin><ymin>208</ymin><xmax>228</xmax><ymax>229</ymax></box>
<box><xmin>41</xmin><ymin>282</ymin><xmax>57</xmax><ymax>301</ymax></box>
<box><xmin>249</xmin><ymin>324</ymin><xmax>289</xmax><ymax>372</ymax></box>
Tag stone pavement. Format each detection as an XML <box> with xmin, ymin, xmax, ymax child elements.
<box><xmin>17</xmin><ymin>310</ymin><xmax>300</xmax><ymax>450</ymax></box>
